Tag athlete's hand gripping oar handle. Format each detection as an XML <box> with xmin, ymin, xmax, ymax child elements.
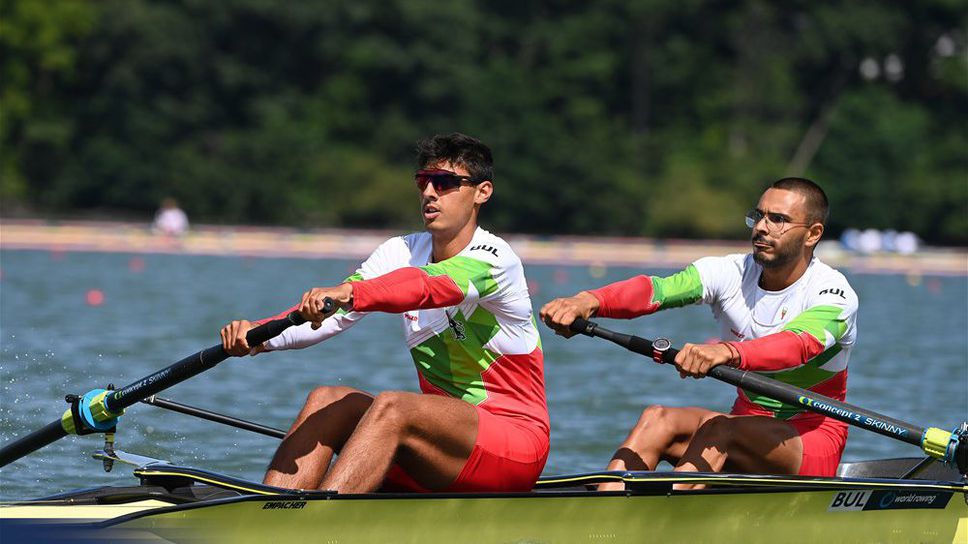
<box><xmin>569</xmin><ymin>318</ymin><xmax>677</xmax><ymax>363</ymax></box>
<box><xmin>0</xmin><ymin>300</ymin><xmax>329</xmax><ymax>468</ymax></box>
<box><xmin>569</xmin><ymin>318</ymin><xmax>967</xmax><ymax>473</ymax></box>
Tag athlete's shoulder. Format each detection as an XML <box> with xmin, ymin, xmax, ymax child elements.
<box><xmin>373</xmin><ymin>231</ymin><xmax>435</xmax><ymax>257</ymax></box>
<box><xmin>398</xmin><ymin>231</ymin><xmax>431</xmax><ymax>249</ymax></box>
<box><xmin>808</xmin><ymin>258</ymin><xmax>854</xmax><ymax>289</ymax></box>
<box><xmin>692</xmin><ymin>253</ymin><xmax>749</xmax><ymax>278</ymax></box>
<box><xmin>686</xmin><ymin>253</ymin><xmax>749</xmax><ymax>302</ymax></box>
<box><xmin>358</xmin><ymin>233</ymin><xmax>426</xmax><ymax>278</ymax></box>
<box><xmin>365</xmin><ymin>234</ymin><xmax>407</xmax><ymax>259</ymax></box>
<box><xmin>808</xmin><ymin>256</ymin><xmax>846</xmax><ymax>278</ymax></box>
<box><xmin>807</xmin><ymin>257</ymin><xmax>858</xmax><ymax>304</ymax></box>
<box><xmin>463</xmin><ymin>227</ymin><xmax>521</xmax><ymax>266</ymax></box>
<box><xmin>694</xmin><ymin>252</ymin><xmax>749</xmax><ymax>267</ymax></box>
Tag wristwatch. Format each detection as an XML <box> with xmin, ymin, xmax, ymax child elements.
<box><xmin>652</xmin><ymin>337</ymin><xmax>672</xmax><ymax>364</ymax></box>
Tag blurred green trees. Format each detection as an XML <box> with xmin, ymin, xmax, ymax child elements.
<box><xmin>1</xmin><ymin>0</ymin><xmax>965</xmax><ymax>243</ymax></box>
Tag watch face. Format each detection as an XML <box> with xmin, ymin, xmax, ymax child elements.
<box><xmin>653</xmin><ymin>338</ymin><xmax>671</xmax><ymax>351</ymax></box>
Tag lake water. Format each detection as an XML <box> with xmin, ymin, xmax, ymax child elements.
<box><xmin>0</xmin><ymin>249</ymin><xmax>965</xmax><ymax>499</ymax></box>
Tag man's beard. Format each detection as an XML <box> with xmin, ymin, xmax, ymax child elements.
<box><xmin>752</xmin><ymin>235</ymin><xmax>801</xmax><ymax>269</ymax></box>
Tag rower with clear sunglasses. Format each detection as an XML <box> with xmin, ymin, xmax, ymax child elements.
<box><xmin>541</xmin><ymin>178</ymin><xmax>858</xmax><ymax>489</ymax></box>
<box><xmin>220</xmin><ymin>133</ymin><xmax>549</xmax><ymax>494</ymax></box>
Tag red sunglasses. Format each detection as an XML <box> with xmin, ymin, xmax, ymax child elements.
<box><xmin>415</xmin><ymin>169</ymin><xmax>479</xmax><ymax>192</ymax></box>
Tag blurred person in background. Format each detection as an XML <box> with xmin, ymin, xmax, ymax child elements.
<box><xmin>152</xmin><ymin>198</ymin><xmax>189</xmax><ymax>236</ymax></box>
<box><xmin>541</xmin><ymin>178</ymin><xmax>858</xmax><ymax>490</ymax></box>
<box><xmin>220</xmin><ymin>133</ymin><xmax>549</xmax><ymax>494</ymax></box>
<box><xmin>895</xmin><ymin>231</ymin><xmax>920</xmax><ymax>255</ymax></box>
<box><xmin>856</xmin><ymin>228</ymin><xmax>883</xmax><ymax>254</ymax></box>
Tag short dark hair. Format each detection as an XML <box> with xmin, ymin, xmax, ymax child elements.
<box><xmin>416</xmin><ymin>133</ymin><xmax>493</xmax><ymax>183</ymax></box>
<box><xmin>770</xmin><ymin>177</ymin><xmax>828</xmax><ymax>225</ymax></box>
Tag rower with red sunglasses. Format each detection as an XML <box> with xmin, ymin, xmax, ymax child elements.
<box><xmin>220</xmin><ymin>133</ymin><xmax>548</xmax><ymax>494</ymax></box>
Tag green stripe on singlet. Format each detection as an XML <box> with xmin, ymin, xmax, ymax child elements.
<box><xmin>409</xmin><ymin>305</ymin><xmax>501</xmax><ymax>405</ymax></box>
<box><xmin>782</xmin><ymin>305</ymin><xmax>848</xmax><ymax>345</ymax></box>
<box><xmin>742</xmin><ymin>306</ymin><xmax>849</xmax><ymax>418</ymax></box>
<box><xmin>651</xmin><ymin>265</ymin><xmax>704</xmax><ymax>310</ymax></box>
<box><xmin>421</xmin><ymin>256</ymin><xmax>498</xmax><ymax>298</ymax></box>
<box><xmin>743</xmin><ymin>344</ymin><xmax>843</xmax><ymax>419</ymax></box>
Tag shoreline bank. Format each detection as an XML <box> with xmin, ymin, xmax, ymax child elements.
<box><xmin>1</xmin><ymin>219</ymin><xmax>965</xmax><ymax>276</ymax></box>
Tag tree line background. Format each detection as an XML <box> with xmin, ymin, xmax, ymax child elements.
<box><xmin>2</xmin><ymin>0</ymin><xmax>965</xmax><ymax>243</ymax></box>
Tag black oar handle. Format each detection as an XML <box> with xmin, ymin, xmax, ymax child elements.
<box><xmin>569</xmin><ymin>318</ymin><xmax>927</xmax><ymax>449</ymax></box>
<box><xmin>570</xmin><ymin>318</ymin><xmax>679</xmax><ymax>363</ymax></box>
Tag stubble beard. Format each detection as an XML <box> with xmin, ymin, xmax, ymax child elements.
<box><xmin>752</xmin><ymin>235</ymin><xmax>801</xmax><ymax>269</ymax></box>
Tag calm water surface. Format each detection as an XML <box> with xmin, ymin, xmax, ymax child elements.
<box><xmin>0</xmin><ymin>250</ymin><xmax>965</xmax><ymax>499</ymax></box>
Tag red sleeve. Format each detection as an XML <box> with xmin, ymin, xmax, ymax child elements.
<box><xmin>727</xmin><ymin>331</ymin><xmax>825</xmax><ymax>371</ymax></box>
<box><xmin>587</xmin><ymin>276</ymin><xmax>661</xmax><ymax>319</ymax></box>
<box><xmin>254</xmin><ymin>305</ymin><xmax>300</xmax><ymax>326</ymax></box>
<box><xmin>352</xmin><ymin>267</ymin><xmax>465</xmax><ymax>313</ymax></box>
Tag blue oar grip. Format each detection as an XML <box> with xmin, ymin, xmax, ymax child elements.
<box><xmin>941</xmin><ymin>425</ymin><xmax>965</xmax><ymax>467</ymax></box>
<box><xmin>79</xmin><ymin>389</ymin><xmax>122</xmax><ymax>432</ymax></box>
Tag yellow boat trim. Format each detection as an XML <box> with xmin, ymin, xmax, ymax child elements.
<box><xmin>0</xmin><ymin>499</ymin><xmax>171</xmax><ymax>520</ymax></box>
<box><xmin>134</xmin><ymin>469</ymin><xmax>282</xmax><ymax>496</ymax></box>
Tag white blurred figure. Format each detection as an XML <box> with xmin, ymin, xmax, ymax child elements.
<box><xmin>152</xmin><ymin>198</ymin><xmax>189</xmax><ymax>236</ymax></box>
<box><xmin>881</xmin><ymin>229</ymin><xmax>898</xmax><ymax>252</ymax></box>
<box><xmin>895</xmin><ymin>231</ymin><xmax>920</xmax><ymax>255</ymax></box>
<box><xmin>857</xmin><ymin>228</ymin><xmax>883</xmax><ymax>254</ymax></box>
<box><xmin>840</xmin><ymin>228</ymin><xmax>860</xmax><ymax>252</ymax></box>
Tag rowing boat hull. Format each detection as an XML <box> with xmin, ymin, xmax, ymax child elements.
<box><xmin>100</xmin><ymin>491</ymin><xmax>968</xmax><ymax>543</ymax></box>
<box><xmin>4</xmin><ymin>478</ymin><xmax>966</xmax><ymax>543</ymax></box>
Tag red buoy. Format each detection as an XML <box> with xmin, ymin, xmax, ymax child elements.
<box><xmin>86</xmin><ymin>289</ymin><xmax>105</xmax><ymax>306</ymax></box>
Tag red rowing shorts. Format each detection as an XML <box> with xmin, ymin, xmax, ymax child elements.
<box><xmin>382</xmin><ymin>406</ymin><xmax>549</xmax><ymax>492</ymax></box>
<box><xmin>788</xmin><ymin>415</ymin><xmax>849</xmax><ymax>477</ymax></box>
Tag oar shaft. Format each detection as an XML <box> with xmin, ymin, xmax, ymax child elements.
<box><xmin>104</xmin><ymin>345</ymin><xmax>226</xmax><ymax>414</ymax></box>
<box><xmin>0</xmin><ymin>421</ymin><xmax>67</xmax><ymax>467</ymax></box>
<box><xmin>142</xmin><ymin>396</ymin><xmax>286</xmax><ymax>439</ymax></box>
<box><xmin>570</xmin><ymin>319</ymin><xmax>927</xmax><ymax>450</ymax></box>
<box><xmin>707</xmin><ymin>365</ymin><xmax>924</xmax><ymax>447</ymax></box>
<box><xmin>0</xmin><ymin>308</ymin><xmax>313</xmax><ymax>468</ymax></box>
<box><xmin>105</xmin><ymin>311</ymin><xmax>306</xmax><ymax>413</ymax></box>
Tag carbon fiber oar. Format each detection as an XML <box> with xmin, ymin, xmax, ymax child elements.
<box><xmin>569</xmin><ymin>318</ymin><xmax>967</xmax><ymax>475</ymax></box>
<box><xmin>0</xmin><ymin>303</ymin><xmax>326</xmax><ymax>467</ymax></box>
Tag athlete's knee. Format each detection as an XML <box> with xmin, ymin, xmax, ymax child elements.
<box><xmin>691</xmin><ymin>415</ymin><xmax>735</xmax><ymax>448</ymax></box>
<box><xmin>304</xmin><ymin>385</ymin><xmax>359</xmax><ymax>409</ymax></box>
<box><xmin>641</xmin><ymin>404</ymin><xmax>671</xmax><ymax>420</ymax></box>
<box><xmin>622</xmin><ymin>405</ymin><xmax>674</xmax><ymax>446</ymax></box>
<box><xmin>632</xmin><ymin>405</ymin><xmax>674</xmax><ymax>432</ymax></box>
<box><xmin>367</xmin><ymin>391</ymin><xmax>413</xmax><ymax>429</ymax></box>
